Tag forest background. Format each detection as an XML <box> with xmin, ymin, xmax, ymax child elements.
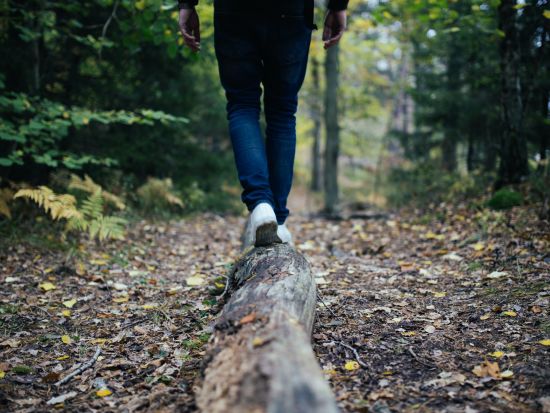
<box><xmin>0</xmin><ymin>0</ymin><xmax>548</xmax><ymax>238</ymax></box>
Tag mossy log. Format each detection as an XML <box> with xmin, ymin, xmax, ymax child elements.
<box><xmin>196</xmin><ymin>243</ymin><xmax>338</xmax><ymax>413</ymax></box>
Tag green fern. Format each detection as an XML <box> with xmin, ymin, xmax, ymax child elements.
<box><xmin>80</xmin><ymin>190</ymin><xmax>104</xmax><ymax>221</ymax></box>
<box><xmin>88</xmin><ymin>216</ymin><xmax>126</xmax><ymax>240</ymax></box>
<box><xmin>68</xmin><ymin>174</ymin><xmax>125</xmax><ymax>210</ymax></box>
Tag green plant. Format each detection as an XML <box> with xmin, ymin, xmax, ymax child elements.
<box><xmin>487</xmin><ymin>188</ymin><xmax>523</xmax><ymax>210</ymax></box>
<box><xmin>0</xmin><ymin>88</ymin><xmax>187</xmax><ymax>170</ymax></box>
<box><xmin>14</xmin><ymin>186</ymin><xmax>126</xmax><ymax>242</ymax></box>
<box><xmin>136</xmin><ymin>177</ymin><xmax>184</xmax><ymax>214</ymax></box>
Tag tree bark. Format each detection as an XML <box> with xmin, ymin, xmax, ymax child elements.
<box><xmin>197</xmin><ymin>243</ymin><xmax>338</xmax><ymax>413</ymax></box>
<box><xmin>311</xmin><ymin>57</ymin><xmax>322</xmax><ymax>192</ymax></box>
<box><xmin>324</xmin><ymin>44</ymin><xmax>340</xmax><ymax>214</ymax></box>
<box><xmin>497</xmin><ymin>0</ymin><xmax>529</xmax><ymax>186</ymax></box>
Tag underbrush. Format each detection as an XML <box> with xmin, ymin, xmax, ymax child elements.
<box><xmin>384</xmin><ymin>161</ymin><xmax>549</xmax><ymax>217</ymax></box>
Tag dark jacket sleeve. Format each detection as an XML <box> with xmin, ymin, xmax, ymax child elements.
<box><xmin>328</xmin><ymin>0</ymin><xmax>349</xmax><ymax>11</ymax></box>
<box><xmin>178</xmin><ymin>0</ymin><xmax>198</xmax><ymax>9</ymax></box>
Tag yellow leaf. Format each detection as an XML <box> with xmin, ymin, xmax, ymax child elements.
<box><xmin>142</xmin><ymin>304</ymin><xmax>158</xmax><ymax>310</ymax></box>
<box><xmin>113</xmin><ymin>296</ymin><xmax>129</xmax><ymax>303</ymax></box>
<box><xmin>471</xmin><ymin>242</ymin><xmax>485</xmax><ymax>251</ymax></box>
<box><xmin>502</xmin><ymin>311</ymin><xmax>517</xmax><ymax>317</ymax></box>
<box><xmin>344</xmin><ymin>361</ymin><xmax>360</xmax><ymax>371</ymax></box>
<box><xmin>252</xmin><ymin>337</ymin><xmax>264</xmax><ymax>347</ymax></box>
<box><xmin>56</xmin><ymin>355</ymin><xmax>69</xmax><ymax>360</ymax></box>
<box><xmin>538</xmin><ymin>339</ymin><xmax>550</xmax><ymax>346</ymax></box>
<box><xmin>62</xmin><ymin>310</ymin><xmax>71</xmax><ymax>317</ymax></box>
<box><xmin>0</xmin><ymin>371</ymin><xmax>5</xmax><ymax>379</ymax></box>
<box><xmin>63</xmin><ymin>298</ymin><xmax>77</xmax><ymax>308</ymax></box>
<box><xmin>186</xmin><ymin>275</ymin><xmax>205</xmax><ymax>286</ymax></box>
<box><xmin>401</xmin><ymin>331</ymin><xmax>416</xmax><ymax>337</ymax></box>
<box><xmin>39</xmin><ymin>282</ymin><xmax>56</xmax><ymax>292</ymax></box>
<box><xmin>472</xmin><ymin>360</ymin><xmax>500</xmax><ymax>379</ymax></box>
<box><xmin>480</xmin><ymin>313</ymin><xmax>491</xmax><ymax>320</ymax></box>
<box><xmin>433</xmin><ymin>292</ymin><xmax>447</xmax><ymax>298</ymax></box>
<box><xmin>61</xmin><ymin>335</ymin><xmax>72</xmax><ymax>344</ymax></box>
<box><xmin>544</xmin><ymin>10</ymin><xmax>550</xmax><ymax>19</ymax></box>
<box><xmin>92</xmin><ymin>338</ymin><xmax>107</xmax><ymax>345</ymax></box>
<box><xmin>490</xmin><ymin>351</ymin><xmax>504</xmax><ymax>358</ymax></box>
<box><xmin>96</xmin><ymin>388</ymin><xmax>112</xmax><ymax>397</ymax></box>
<box><xmin>500</xmin><ymin>370</ymin><xmax>514</xmax><ymax>379</ymax></box>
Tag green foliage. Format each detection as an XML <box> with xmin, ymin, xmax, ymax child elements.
<box><xmin>487</xmin><ymin>188</ymin><xmax>524</xmax><ymax>210</ymax></box>
<box><xmin>0</xmin><ymin>88</ymin><xmax>187</xmax><ymax>170</ymax></box>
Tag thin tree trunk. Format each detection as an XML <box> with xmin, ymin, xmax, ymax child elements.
<box><xmin>442</xmin><ymin>41</ymin><xmax>460</xmax><ymax>172</ymax></box>
<box><xmin>323</xmin><ymin>44</ymin><xmax>340</xmax><ymax>214</ymax></box>
<box><xmin>311</xmin><ymin>57</ymin><xmax>322</xmax><ymax>191</ymax></box>
<box><xmin>497</xmin><ymin>0</ymin><xmax>529</xmax><ymax>186</ymax></box>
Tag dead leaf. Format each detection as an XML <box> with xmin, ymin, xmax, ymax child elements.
<box><xmin>96</xmin><ymin>388</ymin><xmax>112</xmax><ymax>397</ymax></box>
<box><xmin>63</xmin><ymin>298</ymin><xmax>77</xmax><ymax>308</ymax></box>
<box><xmin>239</xmin><ymin>312</ymin><xmax>256</xmax><ymax>325</ymax></box>
<box><xmin>39</xmin><ymin>282</ymin><xmax>56</xmax><ymax>292</ymax></box>
<box><xmin>344</xmin><ymin>361</ymin><xmax>360</xmax><ymax>371</ymax></box>
<box><xmin>46</xmin><ymin>391</ymin><xmax>78</xmax><ymax>405</ymax></box>
<box><xmin>472</xmin><ymin>360</ymin><xmax>500</xmax><ymax>379</ymax></box>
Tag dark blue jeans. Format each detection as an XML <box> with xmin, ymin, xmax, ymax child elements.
<box><xmin>214</xmin><ymin>10</ymin><xmax>312</xmax><ymax>224</ymax></box>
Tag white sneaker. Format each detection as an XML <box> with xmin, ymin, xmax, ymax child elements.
<box><xmin>248</xmin><ymin>203</ymin><xmax>281</xmax><ymax>247</ymax></box>
<box><xmin>277</xmin><ymin>224</ymin><xmax>293</xmax><ymax>245</ymax></box>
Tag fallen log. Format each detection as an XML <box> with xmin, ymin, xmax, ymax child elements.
<box><xmin>197</xmin><ymin>243</ymin><xmax>338</xmax><ymax>413</ymax></box>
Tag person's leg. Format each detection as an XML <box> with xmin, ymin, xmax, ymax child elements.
<box><xmin>262</xmin><ymin>16</ymin><xmax>312</xmax><ymax>224</ymax></box>
<box><xmin>214</xmin><ymin>13</ymin><xmax>275</xmax><ymax>212</ymax></box>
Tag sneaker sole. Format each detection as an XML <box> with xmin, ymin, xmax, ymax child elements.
<box><xmin>255</xmin><ymin>222</ymin><xmax>282</xmax><ymax>247</ymax></box>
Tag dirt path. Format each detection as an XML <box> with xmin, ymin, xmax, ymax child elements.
<box><xmin>0</xmin><ymin>204</ymin><xmax>548</xmax><ymax>412</ymax></box>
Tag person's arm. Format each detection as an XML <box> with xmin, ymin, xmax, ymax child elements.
<box><xmin>178</xmin><ymin>0</ymin><xmax>200</xmax><ymax>52</ymax></box>
<box><xmin>323</xmin><ymin>0</ymin><xmax>349</xmax><ymax>49</ymax></box>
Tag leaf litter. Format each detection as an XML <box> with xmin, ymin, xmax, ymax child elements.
<box><xmin>0</xmin><ymin>200</ymin><xmax>548</xmax><ymax>412</ymax></box>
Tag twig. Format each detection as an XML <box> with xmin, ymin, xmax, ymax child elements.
<box><xmin>99</xmin><ymin>0</ymin><xmax>120</xmax><ymax>59</ymax></box>
<box><xmin>408</xmin><ymin>346</ymin><xmax>433</xmax><ymax>367</ymax></box>
<box><xmin>337</xmin><ymin>341</ymin><xmax>368</xmax><ymax>368</ymax></box>
<box><xmin>316</xmin><ymin>291</ymin><xmax>339</xmax><ymax>319</ymax></box>
<box><xmin>55</xmin><ymin>346</ymin><xmax>101</xmax><ymax>386</ymax></box>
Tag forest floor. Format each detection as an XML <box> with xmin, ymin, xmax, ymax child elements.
<box><xmin>0</xmin><ymin>201</ymin><xmax>549</xmax><ymax>412</ymax></box>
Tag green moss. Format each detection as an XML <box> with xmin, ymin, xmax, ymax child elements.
<box><xmin>487</xmin><ymin>189</ymin><xmax>523</xmax><ymax>210</ymax></box>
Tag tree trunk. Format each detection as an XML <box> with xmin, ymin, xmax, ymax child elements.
<box><xmin>323</xmin><ymin>44</ymin><xmax>340</xmax><ymax>214</ymax></box>
<box><xmin>311</xmin><ymin>57</ymin><xmax>322</xmax><ymax>191</ymax></box>
<box><xmin>497</xmin><ymin>0</ymin><xmax>529</xmax><ymax>186</ymax></box>
<box><xmin>442</xmin><ymin>40</ymin><xmax>460</xmax><ymax>172</ymax></box>
<box><xmin>197</xmin><ymin>244</ymin><xmax>338</xmax><ymax>413</ymax></box>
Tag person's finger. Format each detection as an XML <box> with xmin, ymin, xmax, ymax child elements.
<box><xmin>324</xmin><ymin>32</ymin><xmax>343</xmax><ymax>49</ymax></box>
<box><xmin>181</xmin><ymin>29</ymin><xmax>198</xmax><ymax>48</ymax></box>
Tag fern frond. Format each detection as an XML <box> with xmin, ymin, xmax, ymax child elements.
<box><xmin>137</xmin><ymin>177</ymin><xmax>184</xmax><ymax>209</ymax></box>
<box><xmin>69</xmin><ymin>174</ymin><xmax>125</xmax><ymax>210</ymax></box>
<box><xmin>80</xmin><ymin>191</ymin><xmax>104</xmax><ymax>220</ymax></box>
<box><xmin>94</xmin><ymin>216</ymin><xmax>127</xmax><ymax>241</ymax></box>
<box><xmin>14</xmin><ymin>186</ymin><xmax>81</xmax><ymax>221</ymax></box>
<box><xmin>0</xmin><ymin>188</ymin><xmax>14</xmax><ymax>219</ymax></box>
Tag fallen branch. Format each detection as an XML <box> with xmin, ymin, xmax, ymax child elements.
<box><xmin>197</xmin><ymin>243</ymin><xmax>338</xmax><ymax>413</ymax></box>
<box><xmin>55</xmin><ymin>346</ymin><xmax>101</xmax><ymax>386</ymax></box>
<box><xmin>337</xmin><ymin>341</ymin><xmax>368</xmax><ymax>369</ymax></box>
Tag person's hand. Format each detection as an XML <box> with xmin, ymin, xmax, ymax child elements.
<box><xmin>179</xmin><ymin>7</ymin><xmax>200</xmax><ymax>52</ymax></box>
<box><xmin>322</xmin><ymin>10</ymin><xmax>346</xmax><ymax>49</ymax></box>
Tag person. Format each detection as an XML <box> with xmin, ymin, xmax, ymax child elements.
<box><xmin>178</xmin><ymin>0</ymin><xmax>348</xmax><ymax>246</ymax></box>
